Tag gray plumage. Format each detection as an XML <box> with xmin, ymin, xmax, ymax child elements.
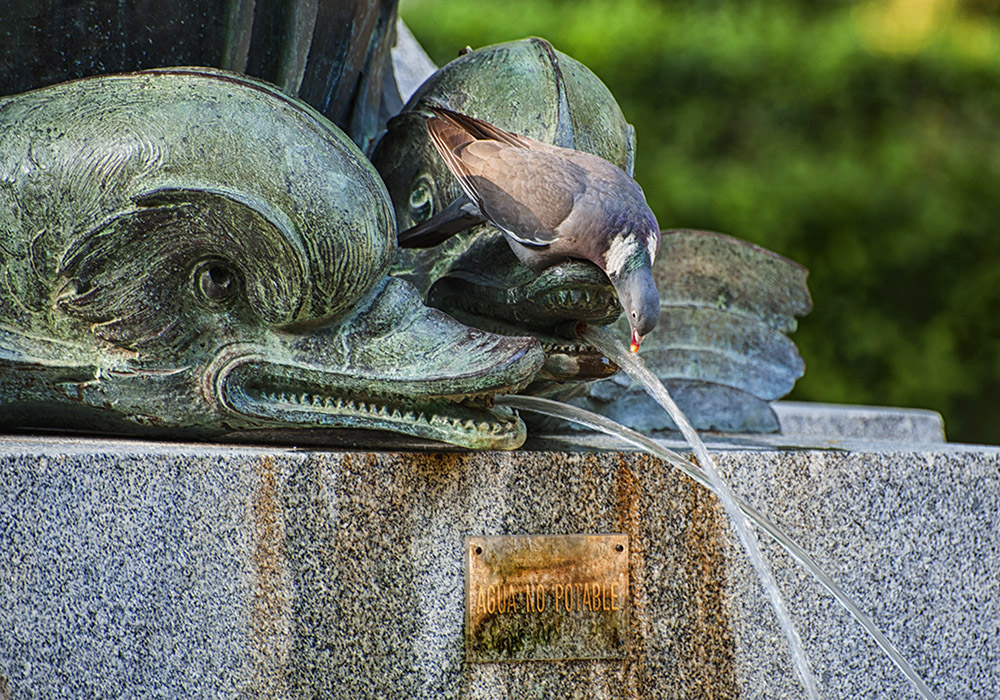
<box><xmin>399</xmin><ymin>106</ymin><xmax>661</xmax><ymax>350</ymax></box>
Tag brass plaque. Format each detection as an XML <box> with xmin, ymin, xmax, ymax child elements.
<box><xmin>465</xmin><ymin>534</ymin><xmax>629</xmax><ymax>662</ymax></box>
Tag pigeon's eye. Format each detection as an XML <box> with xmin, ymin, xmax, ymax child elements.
<box><xmin>408</xmin><ymin>174</ymin><xmax>434</xmax><ymax>224</ymax></box>
<box><xmin>192</xmin><ymin>258</ymin><xmax>239</xmax><ymax>306</ymax></box>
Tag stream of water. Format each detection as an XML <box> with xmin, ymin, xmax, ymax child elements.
<box><xmin>584</xmin><ymin>325</ymin><xmax>819</xmax><ymax>698</ymax></box>
<box><xmin>497</xmin><ymin>328</ymin><xmax>939</xmax><ymax>700</ymax></box>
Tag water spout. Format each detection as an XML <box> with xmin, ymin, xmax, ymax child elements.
<box><xmin>499</xmin><ymin>390</ymin><xmax>939</xmax><ymax>700</ymax></box>
<box><xmin>538</xmin><ymin>323</ymin><xmax>820</xmax><ymax>698</ymax></box>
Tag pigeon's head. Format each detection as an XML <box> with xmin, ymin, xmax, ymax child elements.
<box><xmin>604</xmin><ymin>228</ymin><xmax>661</xmax><ymax>352</ymax></box>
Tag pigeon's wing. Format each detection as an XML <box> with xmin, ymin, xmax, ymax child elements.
<box><xmin>467</xmin><ymin>146</ymin><xmax>589</xmax><ymax>247</ymax></box>
<box><xmin>397</xmin><ymin>196</ymin><xmax>486</xmax><ymax>248</ymax></box>
<box><xmin>428</xmin><ymin>106</ymin><xmax>532</xmax><ymax>149</ymax></box>
<box><xmin>427</xmin><ymin>112</ymin><xmax>587</xmax><ymax>247</ymax></box>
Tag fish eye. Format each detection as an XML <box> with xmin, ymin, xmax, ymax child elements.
<box><xmin>408</xmin><ymin>173</ymin><xmax>435</xmax><ymax>224</ymax></box>
<box><xmin>192</xmin><ymin>258</ymin><xmax>239</xmax><ymax>306</ymax></box>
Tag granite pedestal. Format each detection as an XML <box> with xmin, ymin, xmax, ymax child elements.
<box><xmin>0</xmin><ymin>404</ymin><xmax>996</xmax><ymax>698</ymax></box>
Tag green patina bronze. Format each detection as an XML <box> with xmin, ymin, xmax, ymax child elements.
<box><xmin>0</xmin><ymin>23</ymin><xmax>812</xmax><ymax>444</ymax></box>
<box><xmin>373</xmin><ymin>38</ymin><xmax>812</xmax><ymax>430</ymax></box>
<box><xmin>373</xmin><ymin>38</ymin><xmax>632</xmax><ymax>382</ymax></box>
<box><xmin>0</xmin><ymin>68</ymin><xmax>543</xmax><ymax>449</ymax></box>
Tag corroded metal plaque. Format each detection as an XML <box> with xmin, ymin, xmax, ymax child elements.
<box><xmin>465</xmin><ymin>534</ymin><xmax>629</xmax><ymax>662</ymax></box>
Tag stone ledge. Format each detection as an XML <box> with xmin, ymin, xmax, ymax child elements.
<box><xmin>773</xmin><ymin>401</ymin><xmax>946</xmax><ymax>443</ymax></box>
<box><xmin>1</xmin><ymin>432</ymin><xmax>996</xmax><ymax>699</ymax></box>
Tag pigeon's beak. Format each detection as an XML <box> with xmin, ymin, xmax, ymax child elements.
<box><xmin>630</xmin><ymin>328</ymin><xmax>642</xmax><ymax>353</ymax></box>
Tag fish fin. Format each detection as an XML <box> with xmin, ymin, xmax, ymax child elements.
<box><xmin>656</xmin><ymin>229</ymin><xmax>812</xmax><ymax>333</ymax></box>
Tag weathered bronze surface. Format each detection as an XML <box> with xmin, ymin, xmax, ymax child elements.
<box><xmin>0</xmin><ymin>9</ymin><xmax>814</xmax><ymax>442</ymax></box>
<box><xmin>465</xmin><ymin>534</ymin><xmax>629</xmax><ymax>662</ymax></box>
<box><xmin>0</xmin><ymin>0</ymin><xmax>400</xmax><ymax>151</ymax></box>
<box><xmin>0</xmin><ymin>68</ymin><xmax>543</xmax><ymax>449</ymax></box>
<box><xmin>374</xmin><ymin>38</ymin><xmax>813</xmax><ymax>424</ymax></box>
<box><xmin>374</xmin><ymin>39</ymin><xmax>633</xmax><ymax>382</ymax></box>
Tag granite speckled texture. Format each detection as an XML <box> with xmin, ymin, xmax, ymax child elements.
<box><xmin>0</xmin><ymin>430</ymin><xmax>996</xmax><ymax>699</ymax></box>
<box><xmin>772</xmin><ymin>401</ymin><xmax>946</xmax><ymax>443</ymax></box>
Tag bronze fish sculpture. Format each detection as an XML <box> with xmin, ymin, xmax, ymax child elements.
<box><xmin>373</xmin><ymin>38</ymin><xmax>635</xmax><ymax>381</ymax></box>
<box><xmin>0</xmin><ymin>68</ymin><xmax>543</xmax><ymax>449</ymax></box>
<box><xmin>375</xmin><ymin>39</ymin><xmax>813</xmax><ymax>430</ymax></box>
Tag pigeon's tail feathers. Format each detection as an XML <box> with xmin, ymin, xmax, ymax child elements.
<box><xmin>397</xmin><ymin>196</ymin><xmax>486</xmax><ymax>248</ymax></box>
<box><xmin>427</xmin><ymin>105</ymin><xmax>530</xmax><ymax>149</ymax></box>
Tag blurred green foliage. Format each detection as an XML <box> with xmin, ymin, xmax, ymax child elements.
<box><xmin>401</xmin><ymin>0</ymin><xmax>1000</xmax><ymax>444</ymax></box>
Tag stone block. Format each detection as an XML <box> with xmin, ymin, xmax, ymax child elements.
<box><xmin>0</xmin><ymin>430</ymin><xmax>996</xmax><ymax>698</ymax></box>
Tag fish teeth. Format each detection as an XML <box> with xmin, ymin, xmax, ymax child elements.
<box><xmin>255</xmin><ymin>388</ymin><xmax>513</xmax><ymax>436</ymax></box>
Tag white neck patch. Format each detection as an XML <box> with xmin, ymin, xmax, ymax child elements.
<box><xmin>604</xmin><ymin>232</ymin><xmax>640</xmax><ymax>277</ymax></box>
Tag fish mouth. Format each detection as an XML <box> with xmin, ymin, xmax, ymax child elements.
<box><xmin>423</xmin><ymin>235</ymin><xmax>621</xmax><ymax>381</ymax></box>
<box><xmin>427</xmin><ymin>246</ymin><xmax>622</xmax><ymax>330</ymax></box>
<box><xmin>217</xmin><ymin>359</ymin><xmax>531</xmax><ymax>449</ymax></box>
<box><xmin>428</xmin><ymin>309</ymin><xmax>618</xmax><ymax>383</ymax></box>
<box><xmin>211</xmin><ymin>277</ymin><xmax>545</xmax><ymax>449</ymax></box>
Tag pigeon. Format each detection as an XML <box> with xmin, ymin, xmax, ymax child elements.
<box><xmin>398</xmin><ymin>106</ymin><xmax>661</xmax><ymax>352</ymax></box>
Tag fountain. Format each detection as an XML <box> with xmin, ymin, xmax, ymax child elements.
<box><xmin>1</xmin><ymin>3</ymin><xmax>997</xmax><ymax>699</ymax></box>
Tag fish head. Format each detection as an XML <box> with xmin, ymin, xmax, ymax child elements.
<box><xmin>424</xmin><ymin>233</ymin><xmax>622</xmax><ymax>382</ymax></box>
<box><xmin>0</xmin><ymin>68</ymin><xmax>543</xmax><ymax>449</ymax></box>
<box><xmin>372</xmin><ymin>38</ymin><xmax>638</xmax><ymax>380</ymax></box>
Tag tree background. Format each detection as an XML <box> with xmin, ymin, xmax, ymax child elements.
<box><xmin>401</xmin><ymin>0</ymin><xmax>1000</xmax><ymax>445</ymax></box>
